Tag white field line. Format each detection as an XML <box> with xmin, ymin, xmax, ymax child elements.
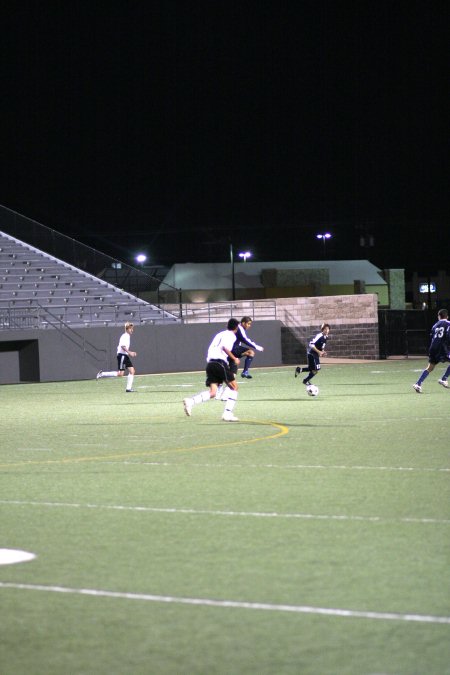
<box><xmin>0</xmin><ymin>581</ymin><xmax>448</xmax><ymax>625</ymax></box>
<box><xmin>103</xmin><ymin>460</ymin><xmax>450</xmax><ymax>473</ymax></box>
<box><xmin>1</xmin><ymin>500</ymin><xmax>449</xmax><ymax>525</ymax></box>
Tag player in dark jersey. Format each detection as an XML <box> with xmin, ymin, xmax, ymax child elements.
<box><xmin>413</xmin><ymin>308</ymin><xmax>450</xmax><ymax>393</ymax></box>
<box><xmin>228</xmin><ymin>317</ymin><xmax>264</xmax><ymax>379</ymax></box>
<box><xmin>294</xmin><ymin>323</ymin><xmax>330</xmax><ymax>386</ymax></box>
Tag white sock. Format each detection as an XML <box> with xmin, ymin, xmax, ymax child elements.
<box><xmin>193</xmin><ymin>391</ymin><xmax>210</xmax><ymax>405</ymax></box>
<box><xmin>101</xmin><ymin>371</ymin><xmax>118</xmax><ymax>377</ymax></box>
<box><xmin>223</xmin><ymin>389</ymin><xmax>238</xmax><ymax>413</ymax></box>
<box><xmin>215</xmin><ymin>384</ymin><xmax>224</xmax><ymax>399</ymax></box>
<box><xmin>220</xmin><ymin>386</ymin><xmax>232</xmax><ymax>400</ymax></box>
<box><xmin>126</xmin><ymin>374</ymin><xmax>134</xmax><ymax>390</ymax></box>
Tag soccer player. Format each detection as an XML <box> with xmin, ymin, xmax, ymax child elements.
<box><xmin>183</xmin><ymin>318</ymin><xmax>241</xmax><ymax>421</ymax></box>
<box><xmin>96</xmin><ymin>322</ymin><xmax>137</xmax><ymax>392</ymax></box>
<box><xmin>294</xmin><ymin>323</ymin><xmax>330</xmax><ymax>386</ymax></box>
<box><xmin>229</xmin><ymin>316</ymin><xmax>264</xmax><ymax>379</ymax></box>
<box><xmin>413</xmin><ymin>308</ymin><xmax>450</xmax><ymax>393</ymax></box>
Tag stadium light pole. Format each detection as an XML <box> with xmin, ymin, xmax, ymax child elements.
<box><xmin>238</xmin><ymin>251</ymin><xmax>252</xmax><ymax>262</ymax></box>
<box><xmin>316</xmin><ymin>233</ymin><xmax>332</xmax><ymax>259</ymax></box>
<box><xmin>230</xmin><ymin>243</ymin><xmax>235</xmax><ymax>301</ymax></box>
<box><xmin>134</xmin><ymin>253</ymin><xmax>147</xmax><ymax>299</ymax></box>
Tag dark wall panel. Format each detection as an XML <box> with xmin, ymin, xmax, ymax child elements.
<box><xmin>0</xmin><ymin>340</ymin><xmax>40</xmax><ymax>383</ymax></box>
<box><xmin>0</xmin><ymin>322</ymin><xmax>282</xmax><ymax>384</ymax></box>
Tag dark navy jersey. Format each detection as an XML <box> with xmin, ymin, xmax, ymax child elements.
<box><xmin>232</xmin><ymin>326</ymin><xmax>257</xmax><ymax>351</ymax></box>
<box><xmin>429</xmin><ymin>319</ymin><xmax>450</xmax><ymax>347</ymax></box>
<box><xmin>428</xmin><ymin>319</ymin><xmax>450</xmax><ymax>363</ymax></box>
<box><xmin>308</xmin><ymin>331</ymin><xmax>328</xmax><ymax>355</ymax></box>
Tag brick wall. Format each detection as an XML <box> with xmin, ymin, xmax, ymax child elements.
<box><xmin>276</xmin><ymin>294</ymin><xmax>379</xmax><ymax>362</ymax></box>
<box><xmin>164</xmin><ymin>293</ymin><xmax>380</xmax><ymax>362</ymax></box>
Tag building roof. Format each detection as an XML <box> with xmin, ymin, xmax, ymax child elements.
<box><xmin>162</xmin><ymin>260</ymin><xmax>387</xmax><ymax>291</ymax></box>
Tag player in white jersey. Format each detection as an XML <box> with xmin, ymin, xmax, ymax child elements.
<box><xmin>183</xmin><ymin>318</ymin><xmax>241</xmax><ymax>421</ymax></box>
<box><xmin>96</xmin><ymin>322</ymin><xmax>137</xmax><ymax>392</ymax></box>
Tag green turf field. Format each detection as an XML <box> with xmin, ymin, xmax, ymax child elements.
<box><xmin>1</xmin><ymin>360</ymin><xmax>449</xmax><ymax>675</ymax></box>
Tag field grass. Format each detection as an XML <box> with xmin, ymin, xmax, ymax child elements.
<box><xmin>1</xmin><ymin>360</ymin><xmax>449</xmax><ymax>675</ymax></box>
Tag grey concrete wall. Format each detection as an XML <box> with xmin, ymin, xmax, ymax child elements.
<box><xmin>0</xmin><ymin>346</ymin><xmax>21</xmax><ymax>383</ymax></box>
<box><xmin>0</xmin><ymin>321</ymin><xmax>282</xmax><ymax>384</ymax></box>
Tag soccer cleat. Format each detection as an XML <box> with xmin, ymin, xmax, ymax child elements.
<box><xmin>302</xmin><ymin>378</ymin><xmax>310</xmax><ymax>385</ymax></box>
<box><xmin>183</xmin><ymin>398</ymin><xmax>193</xmax><ymax>416</ymax></box>
<box><xmin>294</xmin><ymin>367</ymin><xmax>301</xmax><ymax>377</ymax></box>
<box><xmin>413</xmin><ymin>383</ymin><xmax>422</xmax><ymax>393</ymax></box>
<box><xmin>96</xmin><ymin>371</ymin><xmax>103</xmax><ymax>379</ymax></box>
<box><xmin>125</xmin><ymin>389</ymin><xmax>136</xmax><ymax>393</ymax></box>
<box><xmin>438</xmin><ymin>379</ymin><xmax>449</xmax><ymax>388</ymax></box>
<box><xmin>241</xmin><ymin>371</ymin><xmax>252</xmax><ymax>379</ymax></box>
<box><xmin>222</xmin><ymin>412</ymin><xmax>239</xmax><ymax>422</ymax></box>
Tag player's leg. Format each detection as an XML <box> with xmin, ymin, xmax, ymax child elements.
<box><xmin>296</xmin><ymin>351</ymin><xmax>314</xmax><ymax>378</ymax></box>
<box><xmin>184</xmin><ymin>363</ymin><xmax>221</xmax><ymax>416</ymax></box>
<box><xmin>222</xmin><ymin>377</ymin><xmax>239</xmax><ymax>421</ymax></box>
<box><xmin>241</xmin><ymin>349</ymin><xmax>255</xmax><ymax>378</ymax></box>
<box><xmin>303</xmin><ymin>355</ymin><xmax>318</xmax><ymax>385</ymax></box>
<box><xmin>414</xmin><ymin>360</ymin><xmax>435</xmax><ymax>392</ymax></box>
<box><xmin>438</xmin><ymin>361</ymin><xmax>450</xmax><ymax>387</ymax></box>
<box><xmin>98</xmin><ymin>354</ymin><xmax>124</xmax><ymax>379</ymax></box>
<box><xmin>126</xmin><ymin>365</ymin><xmax>136</xmax><ymax>392</ymax></box>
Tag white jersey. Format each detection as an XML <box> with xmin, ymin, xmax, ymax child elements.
<box><xmin>117</xmin><ymin>331</ymin><xmax>131</xmax><ymax>355</ymax></box>
<box><xmin>207</xmin><ymin>329</ymin><xmax>236</xmax><ymax>362</ymax></box>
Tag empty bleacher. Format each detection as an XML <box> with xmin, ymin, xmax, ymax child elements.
<box><xmin>0</xmin><ymin>231</ymin><xmax>179</xmax><ymax>329</ymax></box>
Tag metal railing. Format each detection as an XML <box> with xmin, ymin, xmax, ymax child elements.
<box><xmin>0</xmin><ymin>301</ymin><xmax>179</xmax><ymax>330</ymax></box>
<box><xmin>163</xmin><ymin>299</ymin><xmax>278</xmax><ymax>323</ymax></box>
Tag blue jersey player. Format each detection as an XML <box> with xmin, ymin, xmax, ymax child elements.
<box><xmin>413</xmin><ymin>308</ymin><xmax>450</xmax><ymax>393</ymax></box>
<box><xmin>295</xmin><ymin>323</ymin><xmax>330</xmax><ymax>386</ymax></box>
<box><xmin>229</xmin><ymin>316</ymin><xmax>264</xmax><ymax>379</ymax></box>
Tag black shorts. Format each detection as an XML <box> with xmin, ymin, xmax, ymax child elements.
<box><xmin>231</xmin><ymin>345</ymin><xmax>250</xmax><ymax>359</ymax></box>
<box><xmin>117</xmin><ymin>353</ymin><xmax>133</xmax><ymax>371</ymax></box>
<box><xmin>206</xmin><ymin>360</ymin><xmax>236</xmax><ymax>387</ymax></box>
<box><xmin>429</xmin><ymin>346</ymin><xmax>450</xmax><ymax>365</ymax></box>
<box><xmin>307</xmin><ymin>352</ymin><xmax>321</xmax><ymax>371</ymax></box>
<box><xmin>228</xmin><ymin>345</ymin><xmax>250</xmax><ymax>374</ymax></box>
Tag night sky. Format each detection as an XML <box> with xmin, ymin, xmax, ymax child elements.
<box><xmin>0</xmin><ymin>2</ymin><xmax>448</xmax><ymax>275</ymax></box>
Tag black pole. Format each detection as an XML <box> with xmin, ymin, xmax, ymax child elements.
<box><xmin>230</xmin><ymin>242</ymin><xmax>235</xmax><ymax>301</ymax></box>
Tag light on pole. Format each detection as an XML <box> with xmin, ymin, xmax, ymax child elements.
<box><xmin>135</xmin><ymin>253</ymin><xmax>147</xmax><ymax>267</ymax></box>
<box><xmin>316</xmin><ymin>233</ymin><xmax>332</xmax><ymax>258</ymax></box>
<box><xmin>239</xmin><ymin>251</ymin><xmax>252</xmax><ymax>262</ymax></box>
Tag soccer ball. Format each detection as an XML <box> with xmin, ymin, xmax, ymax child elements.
<box><xmin>306</xmin><ymin>384</ymin><xmax>319</xmax><ymax>397</ymax></box>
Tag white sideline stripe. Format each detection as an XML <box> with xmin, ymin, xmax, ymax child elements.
<box><xmin>0</xmin><ymin>582</ymin><xmax>448</xmax><ymax>625</ymax></box>
<box><xmin>104</xmin><ymin>460</ymin><xmax>450</xmax><ymax>473</ymax></box>
<box><xmin>1</xmin><ymin>500</ymin><xmax>449</xmax><ymax>525</ymax></box>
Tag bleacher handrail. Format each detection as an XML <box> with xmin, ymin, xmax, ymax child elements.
<box><xmin>0</xmin><ymin>204</ymin><xmax>180</xmax><ymax>299</ymax></box>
